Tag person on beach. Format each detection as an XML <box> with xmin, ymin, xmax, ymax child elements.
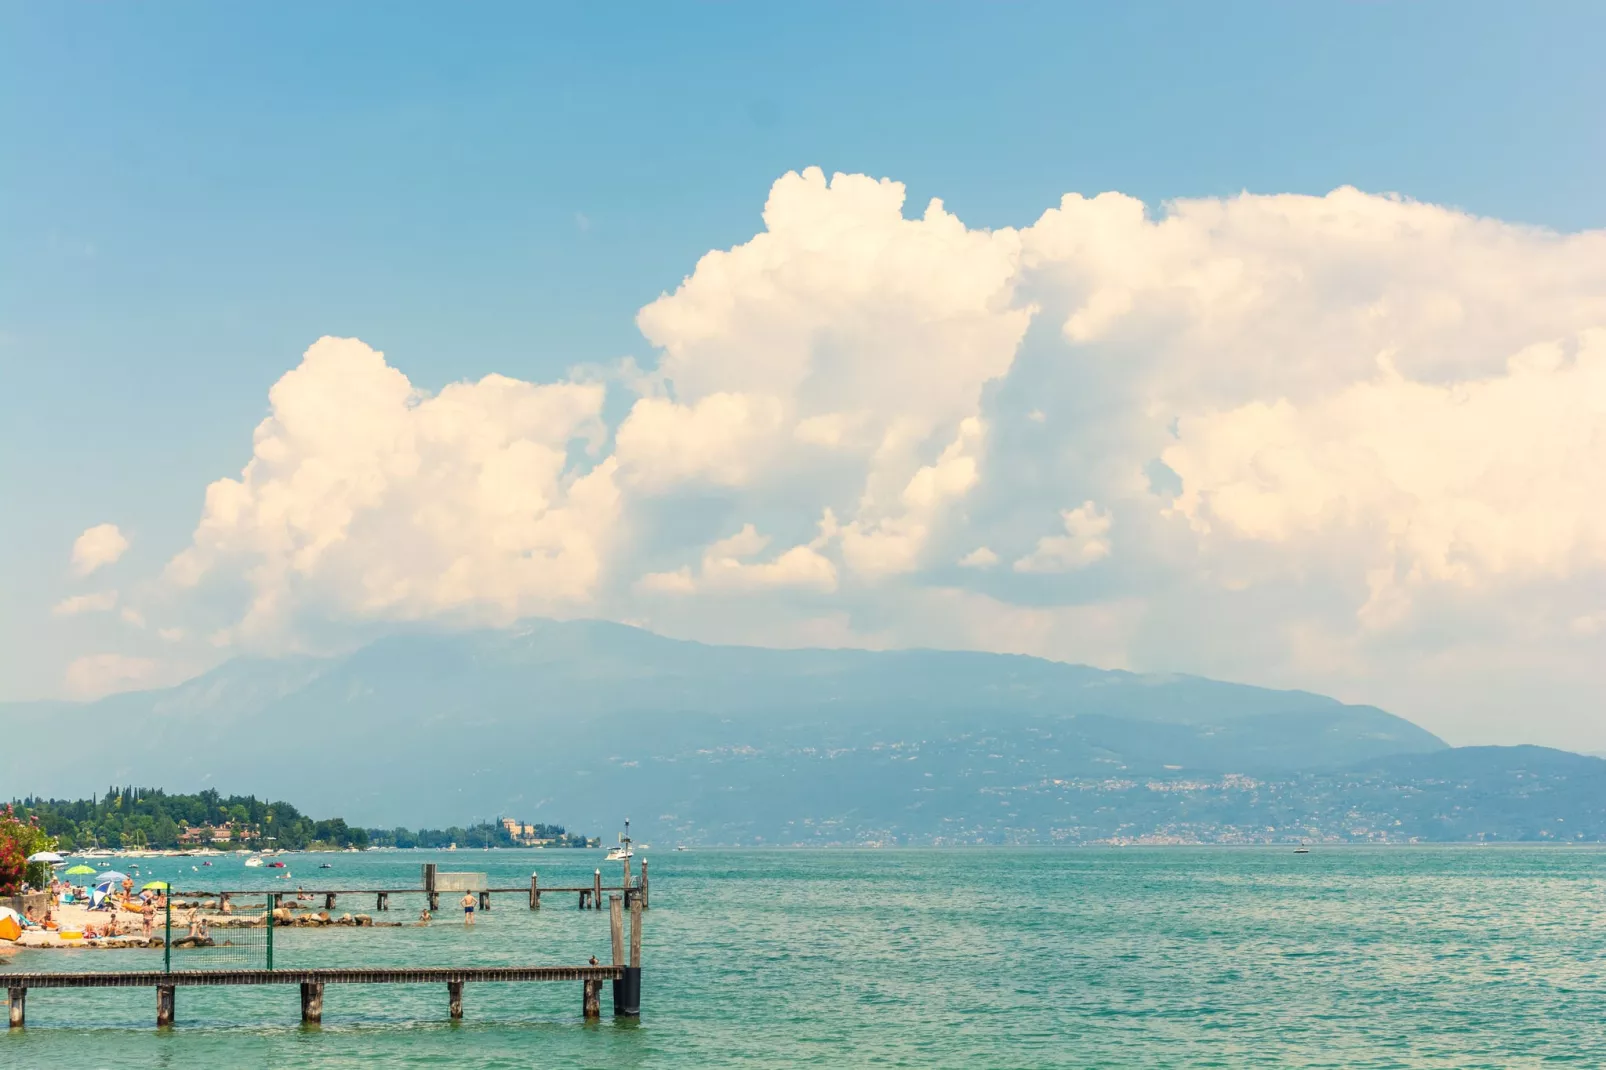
<box><xmin>219</xmin><ymin>894</ymin><xmax>233</xmax><ymax>915</ymax></box>
<box><xmin>461</xmin><ymin>892</ymin><xmax>476</xmax><ymax>925</ymax></box>
<box><xmin>122</xmin><ymin>876</ymin><xmax>135</xmax><ymax>901</ymax></box>
<box><xmin>105</xmin><ymin>913</ymin><xmax>118</xmax><ymax>937</ymax></box>
<box><xmin>142</xmin><ymin>902</ymin><xmax>154</xmax><ymax>937</ymax></box>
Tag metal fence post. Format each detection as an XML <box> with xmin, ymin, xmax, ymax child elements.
<box><xmin>267</xmin><ymin>899</ymin><xmax>275</xmax><ymax>971</ymax></box>
<box><xmin>163</xmin><ymin>896</ymin><xmax>171</xmax><ymax>974</ymax></box>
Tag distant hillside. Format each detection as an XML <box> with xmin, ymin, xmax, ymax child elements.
<box><xmin>0</xmin><ymin>620</ymin><xmax>1453</xmax><ymax>843</ymax></box>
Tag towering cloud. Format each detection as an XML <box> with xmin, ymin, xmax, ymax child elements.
<box><xmin>115</xmin><ymin>169</ymin><xmax>1606</xmax><ymax>742</ymax></box>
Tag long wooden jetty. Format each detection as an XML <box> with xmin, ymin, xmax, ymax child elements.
<box><xmin>172</xmin><ymin>860</ymin><xmax>650</xmax><ymax>913</ymax></box>
<box><xmin>5</xmin><ymin>868</ymin><xmax>648</xmax><ymax>1029</ymax></box>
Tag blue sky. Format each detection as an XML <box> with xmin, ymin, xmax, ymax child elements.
<box><xmin>4</xmin><ymin>3</ymin><xmax>1606</xmax><ymax>747</ymax></box>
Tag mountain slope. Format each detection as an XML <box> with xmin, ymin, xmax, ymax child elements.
<box><xmin>0</xmin><ymin>621</ymin><xmax>1445</xmax><ymax>840</ymax></box>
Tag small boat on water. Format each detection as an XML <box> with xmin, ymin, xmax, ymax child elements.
<box><xmin>606</xmin><ymin>847</ymin><xmax>633</xmax><ymax>861</ymax></box>
<box><xmin>319</xmin><ymin>863</ymin><xmax>333</xmax><ymax>869</ymax></box>
<box><xmin>675</xmin><ymin>845</ymin><xmax>688</xmax><ymax>852</ymax></box>
<box><xmin>1294</xmin><ymin>844</ymin><xmax>1310</xmax><ymax>854</ymax></box>
<box><xmin>268</xmin><ymin>861</ymin><xmax>287</xmax><ymax>868</ymax></box>
<box><xmin>244</xmin><ymin>857</ymin><xmax>264</xmax><ymax>868</ymax></box>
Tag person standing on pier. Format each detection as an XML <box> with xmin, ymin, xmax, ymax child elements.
<box><xmin>461</xmin><ymin>891</ymin><xmax>476</xmax><ymax>926</ymax></box>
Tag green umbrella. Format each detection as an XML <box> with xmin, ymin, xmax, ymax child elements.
<box><xmin>141</xmin><ymin>880</ymin><xmax>170</xmax><ymax>891</ymax></box>
<box><xmin>65</xmin><ymin>864</ymin><xmax>96</xmax><ymax>875</ymax></box>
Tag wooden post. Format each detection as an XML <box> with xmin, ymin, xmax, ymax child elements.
<box><xmin>641</xmin><ymin>860</ymin><xmax>649</xmax><ymax>910</ymax></box>
<box><xmin>377</xmin><ymin>891</ymin><xmax>389</xmax><ymax>911</ymax></box>
<box><xmin>478</xmin><ymin>890</ymin><xmax>490</xmax><ymax>911</ymax></box>
<box><xmin>269</xmin><ymin>891</ymin><xmax>280</xmax><ymax>911</ymax></box>
<box><xmin>325</xmin><ymin>892</ymin><xmax>336</xmax><ymax>911</ymax></box>
<box><xmin>300</xmin><ymin>981</ymin><xmax>324</xmax><ymax>1024</ymax></box>
<box><xmin>610</xmin><ymin>894</ymin><xmax>625</xmax><ymax>966</ymax></box>
<box><xmin>529</xmin><ymin>873</ymin><xmax>540</xmax><ymax>909</ymax></box>
<box><xmin>422</xmin><ymin>863</ymin><xmax>438</xmax><ymax>911</ymax></box>
<box><xmin>156</xmin><ymin>984</ymin><xmax>175</xmax><ymax>1027</ymax></box>
<box><xmin>583</xmin><ymin>979</ymin><xmax>601</xmax><ymax>1019</ymax></box>
<box><xmin>7</xmin><ymin>987</ymin><xmax>23</xmax><ymax>1029</ymax></box>
<box><xmin>629</xmin><ymin>896</ymin><xmax>643</xmax><ymax>969</ymax></box>
<box><xmin>623</xmin><ymin>852</ymin><xmax>632</xmax><ymax>894</ymax></box>
<box><xmin>593</xmin><ymin>869</ymin><xmax>602</xmax><ymax>910</ymax></box>
<box><xmin>577</xmin><ymin>890</ymin><xmax>586</xmax><ymax>910</ymax></box>
<box><xmin>447</xmin><ymin>981</ymin><xmax>463</xmax><ymax>1020</ymax></box>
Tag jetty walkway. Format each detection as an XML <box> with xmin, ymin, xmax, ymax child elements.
<box><xmin>5</xmin><ymin>866</ymin><xmax>648</xmax><ymax>1029</ymax></box>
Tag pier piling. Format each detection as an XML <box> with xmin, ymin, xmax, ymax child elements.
<box><xmin>478</xmin><ymin>890</ymin><xmax>490</xmax><ymax>911</ymax></box>
<box><xmin>448</xmin><ymin>981</ymin><xmax>464</xmax><ymax>1020</ymax></box>
<box><xmin>593</xmin><ymin>870</ymin><xmax>603</xmax><ymax>910</ymax></box>
<box><xmin>583</xmin><ymin>979</ymin><xmax>602</xmax><ymax>1019</ymax></box>
<box><xmin>377</xmin><ymin>892</ymin><xmax>389</xmax><ymax>911</ymax></box>
<box><xmin>610</xmin><ymin>895</ymin><xmax>624</xmax><ymax>967</ymax></box>
<box><xmin>612</xmin><ymin>896</ymin><xmax>643</xmax><ymax>1018</ymax></box>
<box><xmin>156</xmin><ymin>984</ymin><xmax>175</xmax><ymax>1027</ymax></box>
<box><xmin>8</xmin><ymin>987</ymin><xmax>24</xmax><ymax>1028</ymax></box>
<box><xmin>325</xmin><ymin>892</ymin><xmax>337</xmax><ymax>911</ymax></box>
<box><xmin>641</xmin><ymin>860</ymin><xmax>649</xmax><ymax>910</ymax></box>
<box><xmin>529</xmin><ymin>873</ymin><xmax>540</xmax><ymax>909</ymax></box>
<box><xmin>300</xmin><ymin>982</ymin><xmax>323</xmax><ymax>1024</ymax></box>
<box><xmin>423</xmin><ymin>863</ymin><xmax>439</xmax><ymax>911</ymax></box>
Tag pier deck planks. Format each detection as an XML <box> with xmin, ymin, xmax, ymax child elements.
<box><xmin>5</xmin><ymin>964</ymin><xmax>624</xmax><ymax>989</ymax></box>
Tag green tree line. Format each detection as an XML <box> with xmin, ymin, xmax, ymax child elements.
<box><xmin>366</xmin><ymin>821</ymin><xmax>594</xmax><ymax>849</ymax></box>
<box><xmin>11</xmin><ymin>787</ymin><xmax>368</xmax><ymax>851</ymax></box>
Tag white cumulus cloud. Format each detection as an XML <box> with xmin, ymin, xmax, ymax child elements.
<box><xmin>71</xmin><ymin>523</ymin><xmax>128</xmax><ymax>576</ymax></box>
<box><xmin>53</xmin><ymin>591</ymin><xmax>118</xmax><ymax>616</ymax></box>
<box><xmin>1014</xmin><ymin>503</ymin><xmax>1113</xmax><ymax>573</ymax></box>
<box><xmin>164</xmin><ymin>336</ymin><xmax>617</xmax><ymax>645</ymax></box>
<box><xmin>107</xmin><ymin>170</ymin><xmax>1606</xmax><ymax>748</ymax></box>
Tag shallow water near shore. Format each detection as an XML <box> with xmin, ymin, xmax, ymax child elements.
<box><xmin>4</xmin><ymin>846</ymin><xmax>1606</xmax><ymax>1067</ymax></box>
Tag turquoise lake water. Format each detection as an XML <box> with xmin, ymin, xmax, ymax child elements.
<box><xmin>4</xmin><ymin>846</ymin><xmax>1605</xmax><ymax>1067</ymax></box>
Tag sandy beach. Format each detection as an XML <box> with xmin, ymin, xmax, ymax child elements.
<box><xmin>3</xmin><ymin>894</ymin><xmax>396</xmax><ymax>953</ymax></box>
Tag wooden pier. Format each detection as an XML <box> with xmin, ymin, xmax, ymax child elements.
<box><xmin>6</xmin><ymin>963</ymin><xmax>629</xmax><ymax>1027</ymax></box>
<box><xmin>5</xmin><ymin>862</ymin><xmax>648</xmax><ymax>1029</ymax></box>
<box><xmin>172</xmin><ymin>859</ymin><xmax>650</xmax><ymax>914</ymax></box>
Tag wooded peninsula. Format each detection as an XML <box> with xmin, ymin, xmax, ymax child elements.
<box><xmin>10</xmin><ymin>788</ymin><xmax>593</xmax><ymax>852</ymax></box>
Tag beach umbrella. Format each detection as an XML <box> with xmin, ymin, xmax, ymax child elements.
<box><xmin>27</xmin><ymin>851</ymin><xmax>64</xmax><ymax>863</ymax></box>
<box><xmin>95</xmin><ymin>870</ymin><xmax>129</xmax><ymax>883</ymax></box>
<box><xmin>65</xmin><ymin>864</ymin><xmax>96</xmax><ymax>876</ymax></box>
<box><xmin>141</xmin><ymin>880</ymin><xmax>170</xmax><ymax>891</ymax></box>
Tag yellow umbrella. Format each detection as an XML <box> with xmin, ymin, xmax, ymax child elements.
<box><xmin>141</xmin><ymin>880</ymin><xmax>170</xmax><ymax>891</ymax></box>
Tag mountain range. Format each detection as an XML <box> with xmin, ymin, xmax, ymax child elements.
<box><xmin>3</xmin><ymin>620</ymin><xmax>1599</xmax><ymax>844</ymax></box>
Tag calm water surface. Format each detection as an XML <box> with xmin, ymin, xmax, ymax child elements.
<box><xmin>3</xmin><ymin>847</ymin><xmax>1604</xmax><ymax>1067</ymax></box>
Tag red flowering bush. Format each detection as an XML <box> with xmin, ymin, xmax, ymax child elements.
<box><xmin>0</xmin><ymin>804</ymin><xmax>56</xmax><ymax>895</ymax></box>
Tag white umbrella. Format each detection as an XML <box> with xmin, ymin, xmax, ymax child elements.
<box><xmin>95</xmin><ymin>870</ymin><xmax>129</xmax><ymax>883</ymax></box>
<box><xmin>27</xmin><ymin>851</ymin><xmax>64</xmax><ymax>863</ymax></box>
<box><xmin>0</xmin><ymin>906</ymin><xmax>20</xmax><ymax>922</ymax></box>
